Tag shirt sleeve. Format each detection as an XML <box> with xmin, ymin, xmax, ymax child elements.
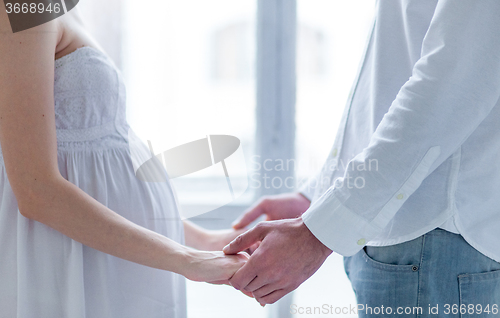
<box><xmin>302</xmin><ymin>0</ymin><xmax>500</xmax><ymax>256</ymax></box>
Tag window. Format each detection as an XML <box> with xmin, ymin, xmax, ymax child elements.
<box><xmin>122</xmin><ymin>0</ymin><xmax>256</xmax><ymax>219</ymax></box>
<box><xmin>295</xmin><ymin>0</ymin><xmax>376</xmax><ymax>182</ymax></box>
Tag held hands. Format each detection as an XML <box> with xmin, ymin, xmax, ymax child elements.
<box><xmin>182</xmin><ymin>192</ymin><xmax>317</xmax><ymax>302</ymax></box>
<box><xmin>183</xmin><ymin>249</ymin><xmax>253</xmax><ymax>297</ymax></box>
<box><xmin>181</xmin><ymin>221</ymin><xmax>254</xmax><ymax>297</ymax></box>
<box><xmin>187</xmin><ymin>191</ymin><xmax>310</xmax><ymax>253</ymax></box>
<box><xmin>229</xmin><ymin>192</ymin><xmax>311</xmax><ymax>257</ymax></box>
<box><xmin>184</xmin><ymin>220</ymin><xmax>256</xmax><ymax>253</ymax></box>
<box><xmin>202</xmin><ymin>228</ymin><xmax>258</xmax><ymax>253</ymax></box>
<box><xmin>223</xmin><ymin>217</ymin><xmax>332</xmax><ymax>305</ymax></box>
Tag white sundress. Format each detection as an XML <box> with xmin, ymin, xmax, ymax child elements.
<box><xmin>0</xmin><ymin>46</ymin><xmax>187</xmax><ymax>318</ymax></box>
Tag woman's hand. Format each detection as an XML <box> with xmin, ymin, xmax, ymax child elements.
<box><xmin>184</xmin><ymin>221</ymin><xmax>260</xmax><ymax>254</ymax></box>
<box><xmin>183</xmin><ymin>250</ymin><xmax>251</xmax><ymax>292</ymax></box>
<box><xmin>203</xmin><ymin>228</ymin><xmax>246</xmax><ymax>251</ymax></box>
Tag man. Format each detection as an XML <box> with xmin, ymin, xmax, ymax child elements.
<box><xmin>223</xmin><ymin>0</ymin><xmax>500</xmax><ymax>315</ymax></box>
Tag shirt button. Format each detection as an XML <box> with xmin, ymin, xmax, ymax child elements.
<box><xmin>357</xmin><ymin>238</ymin><xmax>366</xmax><ymax>245</ymax></box>
<box><xmin>396</xmin><ymin>193</ymin><xmax>404</xmax><ymax>200</ymax></box>
<box><xmin>331</xmin><ymin>148</ymin><xmax>338</xmax><ymax>157</ymax></box>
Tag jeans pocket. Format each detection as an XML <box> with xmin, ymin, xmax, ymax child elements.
<box><xmin>345</xmin><ymin>247</ymin><xmax>421</xmax><ymax>317</ymax></box>
<box><xmin>458</xmin><ymin>269</ymin><xmax>500</xmax><ymax>318</ymax></box>
<box><xmin>362</xmin><ymin>246</ymin><xmax>420</xmax><ymax>272</ymax></box>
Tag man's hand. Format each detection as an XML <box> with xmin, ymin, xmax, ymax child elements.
<box><xmin>231</xmin><ymin>192</ymin><xmax>311</xmax><ymax>230</ymax></box>
<box><xmin>183</xmin><ymin>220</ymin><xmax>259</xmax><ymax>254</ymax></box>
<box><xmin>223</xmin><ymin>217</ymin><xmax>332</xmax><ymax>305</ymax></box>
<box><xmin>204</xmin><ymin>228</ymin><xmax>260</xmax><ymax>254</ymax></box>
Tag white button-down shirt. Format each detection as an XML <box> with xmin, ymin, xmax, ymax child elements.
<box><xmin>300</xmin><ymin>0</ymin><xmax>500</xmax><ymax>262</ymax></box>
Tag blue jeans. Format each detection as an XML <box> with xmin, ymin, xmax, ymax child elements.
<box><xmin>344</xmin><ymin>228</ymin><xmax>500</xmax><ymax>317</ymax></box>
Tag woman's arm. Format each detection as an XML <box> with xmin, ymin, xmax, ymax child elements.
<box><xmin>0</xmin><ymin>8</ymin><xmax>246</xmax><ymax>283</ymax></box>
<box><xmin>184</xmin><ymin>220</ymin><xmax>246</xmax><ymax>251</ymax></box>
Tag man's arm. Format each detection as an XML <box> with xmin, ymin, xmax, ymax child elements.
<box><xmin>224</xmin><ymin>0</ymin><xmax>500</xmax><ymax>304</ymax></box>
<box><xmin>302</xmin><ymin>0</ymin><xmax>500</xmax><ymax>256</ymax></box>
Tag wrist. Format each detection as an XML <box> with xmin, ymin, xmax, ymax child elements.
<box><xmin>167</xmin><ymin>244</ymin><xmax>190</xmax><ymax>276</ymax></box>
<box><xmin>298</xmin><ymin>216</ymin><xmax>332</xmax><ymax>259</ymax></box>
<box><xmin>174</xmin><ymin>245</ymin><xmax>203</xmax><ymax>280</ymax></box>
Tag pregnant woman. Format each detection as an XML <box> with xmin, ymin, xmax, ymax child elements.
<box><xmin>0</xmin><ymin>5</ymin><xmax>248</xmax><ymax>318</ymax></box>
